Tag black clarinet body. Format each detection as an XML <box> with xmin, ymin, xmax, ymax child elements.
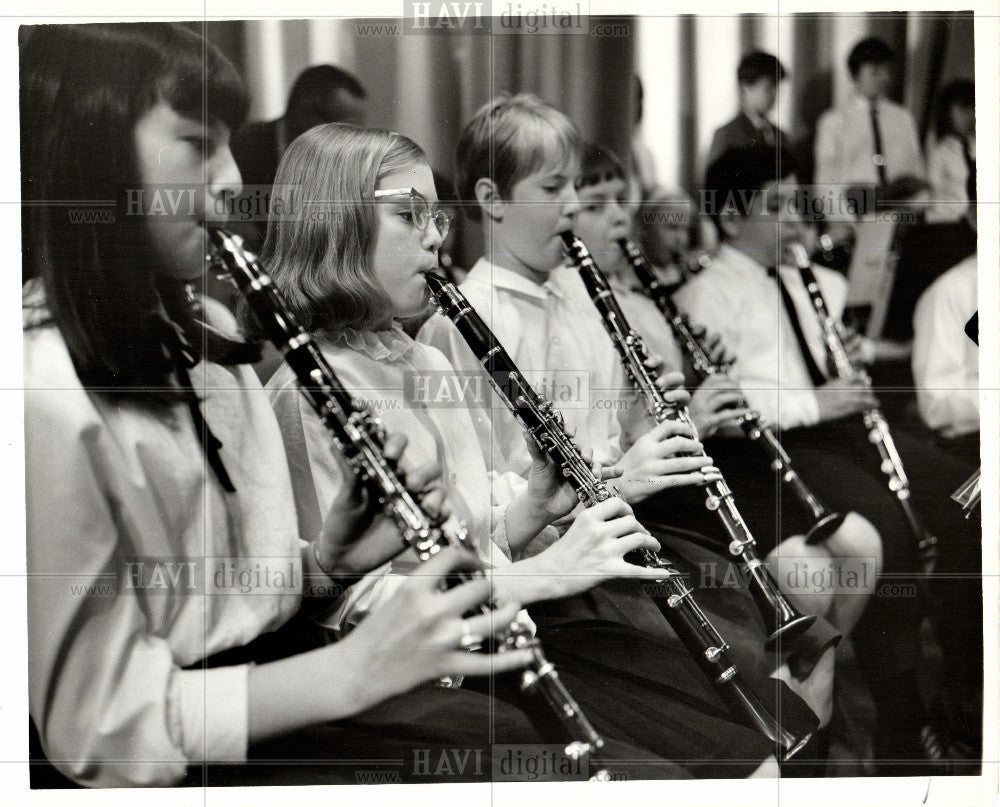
<box><xmin>788</xmin><ymin>243</ymin><xmax>939</xmax><ymax>573</ymax></box>
<box><xmin>561</xmin><ymin>232</ymin><xmax>815</xmax><ymax>647</ymax></box>
<box><xmin>425</xmin><ymin>271</ymin><xmax>811</xmax><ymax>761</ymax></box>
<box><xmin>619</xmin><ymin>238</ymin><xmax>845</xmax><ymax>545</ymax></box>
<box><xmin>207</xmin><ymin>228</ymin><xmax>610</xmax><ymax>777</ymax></box>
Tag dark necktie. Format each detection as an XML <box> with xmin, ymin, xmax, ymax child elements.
<box><xmin>870</xmin><ymin>100</ymin><xmax>887</xmax><ymax>186</ymax></box>
<box><xmin>769</xmin><ymin>267</ymin><xmax>827</xmax><ymax>387</ymax></box>
<box><xmin>962</xmin><ymin>137</ymin><xmax>976</xmax><ymax>205</ymax></box>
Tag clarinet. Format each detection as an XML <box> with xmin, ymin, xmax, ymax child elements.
<box><xmin>425</xmin><ymin>272</ymin><xmax>811</xmax><ymax>762</ymax></box>
<box><xmin>207</xmin><ymin>229</ymin><xmax>610</xmax><ymax>779</ymax></box>
<box><xmin>788</xmin><ymin>242</ymin><xmax>940</xmax><ymax>573</ymax></box>
<box><xmin>619</xmin><ymin>238</ymin><xmax>845</xmax><ymax>545</ymax></box>
<box><xmin>561</xmin><ymin>232</ymin><xmax>815</xmax><ymax>647</ymax></box>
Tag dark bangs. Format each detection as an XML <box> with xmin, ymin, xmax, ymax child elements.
<box><xmin>156</xmin><ymin>25</ymin><xmax>249</xmax><ymax>132</ymax></box>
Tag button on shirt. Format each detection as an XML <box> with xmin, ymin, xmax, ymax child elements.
<box><xmin>815</xmin><ymin>95</ymin><xmax>924</xmax><ymax>191</ymax></box>
<box><xmin>674</xmin><ymin>245</ymin><xmax>848</xmax><ymax>430</ymax></box>
<box><xmin>419</xmin><ymin>258</ymin><xmax>641</xmax><ymax>487</ymax></box>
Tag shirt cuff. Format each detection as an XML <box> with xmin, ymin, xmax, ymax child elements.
<box><xmin>798</xmin><ymin>391</ymin><xmax>821</xmax><ymax>428</ymax></box>
<box><xmin>171</xmin><ymin>664</ymin><xmax>249</xmax><ymax>763</ymax></box>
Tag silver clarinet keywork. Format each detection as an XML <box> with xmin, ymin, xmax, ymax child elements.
<box><xmin>208</xmin><ymin>228</ymin><xmax>611</xmax><ymax>781</ymax></box>
<box><xmin>425</xmin><ymin>271</ymin><xmax>811</xmax><ymax>762</ymax></box>
<box><xmin>562</xmin><ymin>232</ymin><xmax>816</xmax><ymax>648</ymax></box>
<box><xmin>619</xmin><ymin>237</ymin><xmax>845</xmax><ymax>546</ymax></box>
<box><xmin>788</xmin><ymin>242</ymin><xmax>939</xmax><ymax>574</ymax></box>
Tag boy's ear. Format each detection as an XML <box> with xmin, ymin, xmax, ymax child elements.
<box><xmin>474</xmin><ymin>178</ymin><xmax>503</xmax><ymax>222</ymax></box>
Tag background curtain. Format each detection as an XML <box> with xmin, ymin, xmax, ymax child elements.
<box><xmin>197</xmin><ymin>11</ymin><xmax>973</xmax><ymax>264</ymax></box>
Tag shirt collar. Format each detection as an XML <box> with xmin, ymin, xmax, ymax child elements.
<box><xmin>850</xmin><ymin>93</ymin><xmax>881</xmax><ymax>112</ymax></box>
<box><xmin>466</xmin><ymin>257</ymin><xmax>566</xmax><ymax>302</ymax></box>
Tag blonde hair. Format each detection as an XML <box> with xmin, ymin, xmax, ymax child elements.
<box><xmin>259</xmin><ymin>123</ymin><xmax>427</xmax><ymax>335</ymax></box>
<box><xmin>455</xmin><ymin>93</ymin><xmax>581</xmax><ymax>222</ymax></box>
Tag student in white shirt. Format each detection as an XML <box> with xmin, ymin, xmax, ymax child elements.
<box><xmin>926</xmin><ymin>79</ymin><xmax>976</xmax><ymax>224</ymax></box>
<box><xmin>676</xmin><ymin>143</ymin><xmax>983</xmax><ymax>773</ymax></box>
<box><xmin>420</xmin><ymin>94</ymin><xmax>843</xmax><ymax>762</ymax></box>
<box><xmin>21</xmin><ymin>23</ymin><xmax>543</xmax><ymax>789</ymax></box>
<box><xmin>572</xmin><ymin>141</ymin><xmax>881</xmax><ymax>634</ymax></box>
<box><xmin>257</xmin><ymin>121</ymin><xmax>816</xmax><ymax>778</ymax></box>
<box><xmin>814</xmin><ymin>38</ymin><xmax>924</xmax><ymax>197</ymax></box>
<box><xmin>912</xmin><ymin>254</ymin><xmax>979</xmax><ymax>461</ymax></box>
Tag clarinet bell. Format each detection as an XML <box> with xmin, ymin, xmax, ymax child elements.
<box><xmin>803</xmin><ymin>511</ymin><xmax>847</xmax><ymax>545</ymax></box>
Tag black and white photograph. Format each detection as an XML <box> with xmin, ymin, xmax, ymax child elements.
<box><xmin>3</xmin><ymin>0</ymin><xmax>997</xmax><ymax>804</ymax></box>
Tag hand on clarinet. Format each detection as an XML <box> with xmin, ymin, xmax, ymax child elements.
<box><xmin>503</xmin><ymin>498</ymin><xmax>667</xmax><ymax>602</ymax></box>
<box><xmin>641</xmin><ymin>361</ymin><xmax>693</xmax><ymax>409</ymax></box>
<box><xmin>521</xmin><ymin>430</ymin><xmax>622</xmax><ymax>523</ymax></box>
<box><xmin>688</xmin><ymin>375</ymin><xmax>752</xmax><ymax>438</ymax></box>
<box><xmin>815</xmin><ymin>375</ymin><xmax>880</xmax><ymax>422</ymax></box>
<box><xmin>839</xmin><ymin>326</ymin><xmax>872</xmax><ymax>366</ymax></box>
<box><xmin>689</xmin><ymin>323</ymin><xmax>736</xmax><ymax>369</ymax></box>
<box><xmin>313</xmin><ymin>433</ymin><xmax>451</xmax><ymax>581</ymax></box>
<box><xmin>619</xmin><ymin>419</ymin><xmax>716</xmax><ymax>502</ymax></box>
<box><xmin>333</xmin><ymin>548</ymin><xmax>534</xmax><ymax>705</ymax></box>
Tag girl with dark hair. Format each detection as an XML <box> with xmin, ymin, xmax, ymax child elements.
<box><xmin>22</xmin><ymin>22</ymin><xmax>540</xmax><ymax>788</ymax></box>
<box><xmin>927</xmin><ymin>79</ymin><xmax>976</xmax><ymax>223</ymax></box>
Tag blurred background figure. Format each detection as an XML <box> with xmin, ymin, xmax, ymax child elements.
<box><xmin>814</xmin><ymin>37</ymin><xmax>924</xmax><ymax>198</ymax></box>
<box><xmin>707</xmin><ymin>50</ymin><xmax>789</xmax><ymax>169</ymax></box>
<box><xmin>229</xmin><ymin>64</ymin><xmax>367</xmax><ymax>252</ymax></box>
<box><xmin>633</xmin><ymin>185</ymin><xmax>712</xmax><ymax>288</ymax></box>
<box><xmin>926</xmin><ymin>79</ymin><xmax>976</xmax><ymax>224</ymax></box>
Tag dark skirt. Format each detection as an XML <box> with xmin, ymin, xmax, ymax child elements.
<box><xmin>525</xmin><ymin>525</ymin><xmax>841</xmax><ymax>777</ymax></box>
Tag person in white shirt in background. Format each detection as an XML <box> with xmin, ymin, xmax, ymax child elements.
<box><xmin>676</xmin><ymin>143</ymin><xmax>983</xmax><ymax>774</ymax></box>
<box><xmin>926</xmin><ymin>79</ymin><xmax>976</xmax><ymax>225</ymax></box>
<box><xmin>814</xmin><ymin>36</ymin><xmax>924</xmax><ymax>237</ymax></box>
<box><xmin>912</xmin><ymin>254</ymin><xmax>979</xmax><ymax>463</ymax></box>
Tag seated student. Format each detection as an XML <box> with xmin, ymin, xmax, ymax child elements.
<box><xmin>707</xmin><ymin>50</ymin><xmax>790</xmax><ymax>170</ymax></box>
<box><xmin>572</xmin><ymin>141</ymin><xmax>881</xmax><ymax>634</ymax></box>
<box><xmin>674</xmin><ymin>144</ymin><xmax>983</xmax><ymax>774</ymax></box>
<box><xmin>258</xmin><ymin>120</ymin><xmax>821</xmax><ymax>779</ymax></box>
<box><xmin>418</xmin><ymin>92</ymin><xmax>843</xmax><ymax>763</ymax></box>
<box><xmin>912</xmin><ymin>254</ymin><xmax>979</xmax><ymax>464</ymax></box>
<box><xmin>926</xmin><ymin>79</ymin><xmax>976</xmax><ymax>225</ymax></box>
<box><xmin>21</xmin><ymin>22</ymin><xmax>543</xmax><ymax>789</ymax></box>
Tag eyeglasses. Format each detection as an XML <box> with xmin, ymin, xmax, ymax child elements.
<box><xmin>373</xmin><ymin>187</ymin><xmax>452</xmax><ymax>240</ymax></box>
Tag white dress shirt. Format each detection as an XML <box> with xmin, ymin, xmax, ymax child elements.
<box><xmin>267</xmin><ymin>323</ymin><xmax>527</xmax><ymax>634</ymax></box>
<box><xmin>419</xmin><ymin>258</ymin><xmax>644</xmax><ymax>486</ymax></box>
<box><xmin>912</xmin><ymin>255</ymin><xmax>979</xmax><ymax>437</ymax></box>
<box><xmin>926</xmin><ymin>134</ymin><xmax>976</xmax><ymax>223</ymax></box>
<box><xmin>24</xmin><ymin>282</ymin><xmax>302</xmax><ymax>786</ymax></box>
<box><xmin>815</xmin><ymin>94</ymin><xmax>924</xmax><ymax>192</ymax></box>
<box><xmin>674</xmin><ymin>244</ymin><xmax>848</xmax><ymax>430</ymax></box>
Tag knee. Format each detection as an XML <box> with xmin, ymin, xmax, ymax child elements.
<box><xmin>768</xmin><ymin>538</ymin><xmax>836</xmax><ymax>617</ymax></box>
<box><xmin>826</xmin><ymin>512</ymin><xmax>883</xmax><ymax>575</ymax></box>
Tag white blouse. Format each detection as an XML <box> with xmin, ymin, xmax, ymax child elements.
<box><xmin>926</xmin><ymin>134</ymin><xmax>976</xmax><ymax>223</ymax></box>
<box><xmin>24</xmin><ymin>282</ymin><xmax>303</xmax><ymax>787</ymax></box>
<box><xmin>418</xmin><ymin>259</ymin><xmax>647</xmax><ymax>486</ymax></box>
<box><xmin>266</xmin><ymin>323</ymin><xmax>525</xmax><ymax>635</ymax></box>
